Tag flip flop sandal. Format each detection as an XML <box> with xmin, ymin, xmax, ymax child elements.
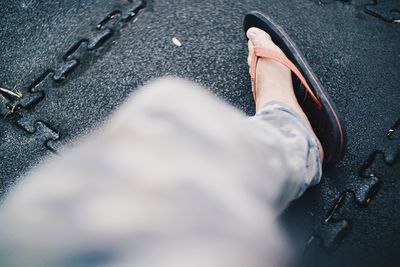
<box><xmin>244</xmin><ymin>11</ymin><xmax>347</xmax><ymax>165</ymax></box>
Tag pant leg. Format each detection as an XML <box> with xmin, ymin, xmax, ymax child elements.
<box><xmin>249</xmin><ymin>101</ymin><xmax>322</xmax><ymax>213</ymax></box>
<box><xmin>0</xmin><ymin>77</ymin><xmax>319</xmax><ymax>267</ymax></box>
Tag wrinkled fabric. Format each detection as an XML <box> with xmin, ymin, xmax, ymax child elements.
<box><xmin>0</xmin><ymin>77</ymin><xmax>321</xmax><ymax>267</ymax></box>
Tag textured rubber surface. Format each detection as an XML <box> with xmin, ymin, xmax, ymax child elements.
<box><xmin>0</xmin><ymin>0</ymin><xmax>399</xmax><ymax>266</ymax></box>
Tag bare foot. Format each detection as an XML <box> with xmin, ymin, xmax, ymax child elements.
<box><xmin>247</xmin><ymin>27</ymin><xmax>324</xmax><ymax>161</ymax></box>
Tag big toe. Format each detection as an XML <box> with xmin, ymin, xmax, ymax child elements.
<box><xmin>246</xmin><ymin>27</ymin><xmax>272</xmax><ymax>48</ymax></box>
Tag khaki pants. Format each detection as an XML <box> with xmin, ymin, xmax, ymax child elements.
<box><xmin>0</xmin><ymin>77</ymin><xmax>321</xmax><ymax>267</ymax></box>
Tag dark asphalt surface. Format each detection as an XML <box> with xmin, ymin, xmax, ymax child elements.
<box><xmin>0</xmin><ymin>0</ymin><xmax>399</xmax><ymax>266</ymax></box>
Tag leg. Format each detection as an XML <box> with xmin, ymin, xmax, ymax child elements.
<box><xmin>0</xmin><ymin>78</ymin><xmax>293</xmax><ymax>267</ymax></box>
<box><xmin>244</xmin><ymin>27</ymin><xmax>323</xmax><ymax>212</ymax></box>
<box><xmin>249</xmin><ymin>101</ymin><xmax>322</xmax><ymax>213</ymax></box>
<box><xmin>247</xmin><ymin>27</ymin><xmax>324</xmax><ymax>161</ymax></box>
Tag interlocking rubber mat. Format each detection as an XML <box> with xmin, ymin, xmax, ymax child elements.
<box><xmin>1</xmin><ymin>0</ymin><xmax>399</xmax><ymax>266</ymax></box>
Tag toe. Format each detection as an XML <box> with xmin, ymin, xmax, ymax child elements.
<box><xmin>247</xmin><ymin>39</ymin><xmax>254</xmax><ymax>51</ymax></box>
<box><xmin>247</xmin><ymin>27</ymin><xmax>272</xmax><ymax>47</ymax></box>
<box><xmin>247</xmin><ymin>40</ymin><xmax>254</xmax><ymax>66</ymax></box>
<box><xmin>246</xmin><ymin>27</ymin><xmax>285</xmax><ymax>57</ymax></box>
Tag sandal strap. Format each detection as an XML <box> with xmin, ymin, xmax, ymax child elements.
<box><xmin>250</xmin><ymin>47</ymin><xmax>322</xmax><ymax>109</ymax></box>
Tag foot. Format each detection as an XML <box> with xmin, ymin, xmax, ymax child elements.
<box><xmin>246</xmin><ymin>27</ymin><xmax>324</xmax><ymax>161</ymax></box>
